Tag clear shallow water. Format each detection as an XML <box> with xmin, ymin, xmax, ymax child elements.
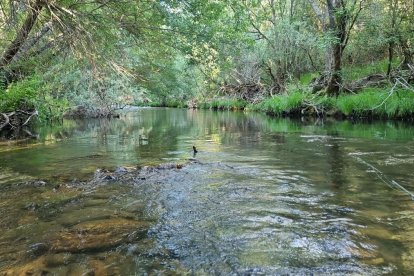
<box><xmin>1</xmin><ymin>108</ymin><xmax>414</xmax><ymax>274</ymax></box>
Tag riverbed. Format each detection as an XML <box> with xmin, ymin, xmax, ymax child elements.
<box><xmin>1</xmin><ymin>108</ymin><xmax>414</xmax><ymax>274</ymax></box>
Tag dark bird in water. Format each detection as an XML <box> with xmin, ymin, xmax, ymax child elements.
<box><xmin>193</xmin><ymin>146</ymin><xmax>198</xmax><ymax>154</ymax></box>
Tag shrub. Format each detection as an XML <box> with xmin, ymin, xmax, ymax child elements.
<box><xmin>0</xmin><ymin>77</ymin><xmax>40</xmax><ymax>112</ymax></box>
<box><xmin>0</xmin><ymin>76</ymin><xmax>69</xmax><ymax>122</ymax></box>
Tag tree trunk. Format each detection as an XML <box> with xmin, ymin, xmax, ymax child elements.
<box><xmin>387</xmin><ymin>42</ymin><xmax>393</xmax><ymax>76</ymax></box>
<box><xmin>326</xmin><ymin>43</ymin><xmax>342</xmax><ymax>95</ymax></box>
<box><xmin>325</xmin><ymin>0</ymin><xmax>347</xmax><ymax>96</ymax></box>
<box><xmin>12</xmin><ymin>21</ymin><xmax>52</xmax><ymax>64</ymax></box>
<box><xmin>387</xmin><ymin>0</ymin><xmax>397</xmax><ymax>77</ymax></box>
<box><xmin>0</xmin><ymin>0</ymin><xmax>44</xmax><ymax>70</ymax></box>
<box><xmin>400</xmin><ymin>39</ymin><xmax>413</xmax><ymax>69</ymax></box>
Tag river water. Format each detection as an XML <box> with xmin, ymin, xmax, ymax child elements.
<box><xmin>1</xmin><ymin>108</ymin><xmax>414</xmax><ymax>274</ymax></box>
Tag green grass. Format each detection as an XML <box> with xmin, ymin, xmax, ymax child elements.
<box><xmin>138</xmin><ymin>87</ymin><xmax>414</xmax><ymax>119</ymax></box>
<box><xmin>0</xmin><ymin>77</ymin><xmax>40</xmax><ymax>112</ymax></box>
<box><xmin>245</xmin><ymin>86</ymin><xmax>414</xmax><ymax>119</ymax></box>
<box><xmin>300</xmin><ymin>59</ymin><xmax>401</xmax><ymax>84</ymax></box>
<box><xmin>247</xmin><ymin>91</ymin><xmax>308</xmax><ymax>115</ymax></box>
<box><xmin>299</xmin><ymin>72</ymin><xmax>319</xmax><ymax>85</ymax></box>
<box><xmin>135</xmin><ymin>99</ymin><xmax>188</xmax><ymax>108</ymax></box>
<box><xmin>0</xmin><ymin>76</ymin><xmax>69</xmax><ymax>122</ymax></box>
<box><xmin>337</xmin><ymin>87</ymin><xmax>414</xmax><ymax>118</ymax></box>
<box><xmin>342</xmin><ymin>59</ymin><xmax>400</xmax><ymax>82</ymax></box>
<box><xmin>135</xmin><ymin>58</ymin><xmax>414</xmax><ymax>120</ymax></box>
<box><xmin>199</xmin><ymin>98</ymin><xmax>248</xmax><ymax>110</ymax></box>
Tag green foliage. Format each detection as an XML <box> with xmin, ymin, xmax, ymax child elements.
<box><xmin>337</xmin><ymin>88</ymin><xmax>414</xmax><ymax>118</ymax></box>
<box><xmin>244</xmin><ymin>86</ymin><xmax>414</xmax><ymax>119</ymax></box>
<box><xmin>135</xmin><ymin>99</ymin><xmax>188</xmax><ymax>108</ymax></box>
<box><xmin>342</xmin><ymin>59</ymin><xmax>399</xmax><ymax>82</ymax></box>
<box><xmin>0</xmin><ymin>76</ymin><xmax>69</xmax><ymax>122</ymax></box>
<box><xmin>199</xmin><ymin>98</ymin><xmax>247</xmax><ymax>110</ymax></box>
<box><xmin>315</xmin><ymin>95</ymin><xmax>336</xmax><ymax>110</ymax></box>
<box><xmin>0</xmin><ymin>77</ymin><xmax>40</xmax><ymax>112</ymax></box>
<box><xmin>300</xmin><ymin>73</ymin><xmax>319</xmax><ymax>85</ymax></box>
<box><xmin>1</xmin><ymin>0</ymin><xmax>414</xmax><ymax>123</ymax></box>
<box><xmin>249</xmin><ymin>91</ymin><xmax>307</xmax><ymax>115</ymax></box>
<box><xmin>41</xmin><ymin>56</ymin><xmax>145</xmax><ymax>115</ymax></box>
<box><xmin>337</xmin><ymin>89</ymin><xmax>379</xmax><ymax>115</ymax></box>
<box><xmin>36</xmin><ymin>92</ymin><xmax>69</xmax><ymax>122</ymax></box>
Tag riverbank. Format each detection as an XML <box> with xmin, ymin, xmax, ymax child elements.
<box><xmin>133</xmin><ymin>59</ymin><xmax>414</xmax><ymax>120</ymax></box>
<box><xmin>204</xmin><ymin>87</ymin><xmax>414</xmax><ymax>120</ymax></box>
<box><xmin>134</xmin><ymin>86</ymin><xmax>414</xmax><ymax>120</ymax></box>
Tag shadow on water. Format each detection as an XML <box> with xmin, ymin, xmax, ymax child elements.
<box><xmin>1</xmin><ymin>108</ymin><xmax>414</xmax><ymax>274</ymax></box>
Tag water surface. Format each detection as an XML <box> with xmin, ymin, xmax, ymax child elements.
<box><xmin>1</xmin><ymin>108</ymin><xmax>414</xmax><ymax>274</ymax></box>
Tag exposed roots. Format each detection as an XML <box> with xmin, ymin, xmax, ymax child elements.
<box><xmin>219</xmin><ymin>82</ymin><xmax>282</xmax><ymax>102</ymax></box>
<box><xmin>311</xmin><ymin>66</ymin><xmax>414</xmax><ymax>94</ymax></box>
<box><xmin>0</xmin><ymin>109</ymin><xmax>37</xmax><ymax>131</ymax></box>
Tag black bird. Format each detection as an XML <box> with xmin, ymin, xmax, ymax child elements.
<box><xmin>193</xmin><ymin>146</ymin><xmax>198</xmax><ymax>154</ymax></box>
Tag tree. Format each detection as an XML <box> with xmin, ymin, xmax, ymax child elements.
<box><xmin>0</xmin><ymin>0</ymin><xmax>170</xmax><ymax>86</ymax></box>
<box><xmin>0</xmin><ymin>0</ymin><xmax>44</xmax><ymax>71</ymax></box>
<box><xmin>308</xmin><ymin>0</ymin><xmax>363</xmax><ymax>95</ymax></box>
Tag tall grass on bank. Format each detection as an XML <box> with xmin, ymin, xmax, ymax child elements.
<box><xmin>207</xmin><ymin>87</ymin><xmax>414</xmax><ymax>119</ymax></box>
<box><xmin>199</xmin><ymin>98</ymin><xmax>248</xmax><ymax>110</ymax></box>
<box><xmin>336</xmin><ymin>87</ymin><xmax>414</xmax><ymax>118</ymax></box>
<box><xmin>246</xmin><ymin>91</ymin><xmax>308</xmax><ymax>115</ymax></box>
<box><xmin>135</xmin><ymin>99</ymin><xmax>188</xmax><ymax>108</ymax></box>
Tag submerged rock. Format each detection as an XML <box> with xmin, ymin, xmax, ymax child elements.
<box><xmin>0</xmin><ymin>257</ymin><xmax>51</xmax><ymax>276</ymax></box>
<box><xmin>27</xmin><ymin>243</ymin><xmax>49</xmax><ymax>257</ymax></box>
<box><xmin>50</xmin><ymin>218</ymin><xmax>150</xmax><ymax>253</ymax></box>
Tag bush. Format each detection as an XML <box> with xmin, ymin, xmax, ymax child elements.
<box><xmin>0</xmin><ymin>76</ymin><xmax>69</xmax><ymax>122</ymax></box>
<box><xmin>0</xmin><ymin>77</ymin><xmax>40</xmax><ymax>112</ymax></box>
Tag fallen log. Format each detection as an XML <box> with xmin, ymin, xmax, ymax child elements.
<box><xmin>346</xmin><ymin>74</ymin><xmax>388</xmax><ymax>92</ymax></box>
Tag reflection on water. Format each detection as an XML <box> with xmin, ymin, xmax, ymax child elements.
<box><xmin>1</xmin><ymin>108</ymin><xmax>414</xmax><ymax>274</ymax></box>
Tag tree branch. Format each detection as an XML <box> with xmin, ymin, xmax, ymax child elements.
<box><xmin>0</xmin><ymin>0</ymin><xmax>44</xmax><ymax>69</ymax></box>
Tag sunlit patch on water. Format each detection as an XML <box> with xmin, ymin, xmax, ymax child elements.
<box><xmin>380</xmin><ymin>155</ymin><xmax>414</xmax><ymax>165</ymax></box>
<box><xmin>300</xmin><ymin>135</ymin><xmax>346</xmax><ymax>143</ymax></box>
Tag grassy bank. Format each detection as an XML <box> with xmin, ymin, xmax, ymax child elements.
<box><xmin>135</xmin><ymin>98</ymin><xmax>248</xmax><ymax>110</ymax></box>
<box><xmin>138</xmin><ymin>86</ymin><xmax>414</xmax><ymax>120</ymax></box>
<box><xmin>121</xmin><ymin>59</ymin><xmax>414</xmax><ymax>120</ymax></box>
<box><xmin>134</xmin><ymin>99</ymin><xmax>188</xmax><ymax>108</ymax></box>
<box><xmin>197</xmin><ymin>87</ymin><xmax>414</xmax><ymax>120</ymax></box>
<box><xmin>198</xmin><ymin>98</ymin><xmax>248</xmax><ymax>110</ymax></box>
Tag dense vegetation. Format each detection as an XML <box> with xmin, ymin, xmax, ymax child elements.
<box><xmin>1</xmin><ymin>0</ymin><xmax>414</xmax><ymax>130</ymax></box>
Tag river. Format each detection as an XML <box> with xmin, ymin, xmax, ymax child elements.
<box><xmin>1</xmin><ymin>108</ymin><xmax>414</xmax><ymax>274</ymax></box>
